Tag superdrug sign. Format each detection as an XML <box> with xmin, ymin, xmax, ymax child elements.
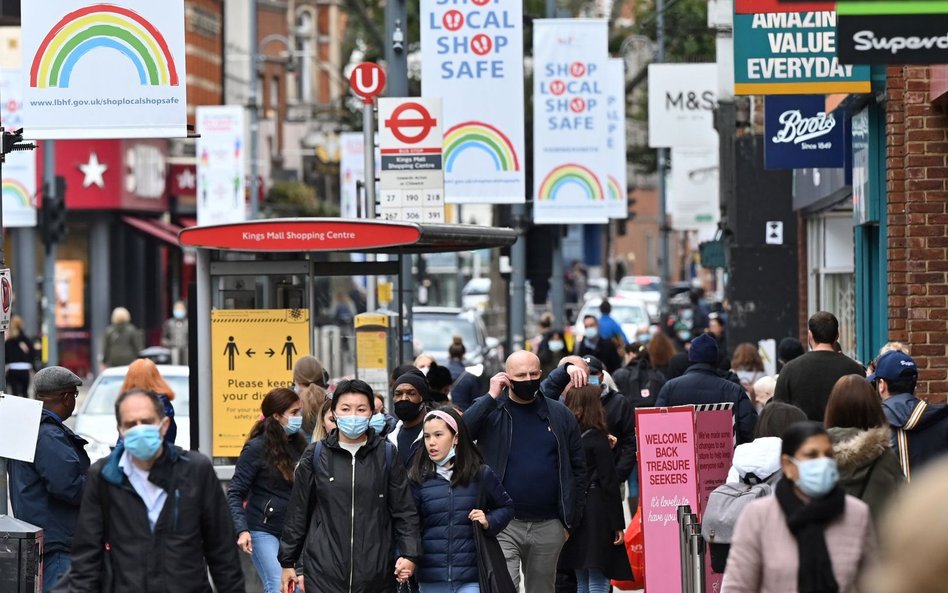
<box><xmin>838</xmin><ymin>14</ymin><xmax>948</xmax><ymax>65</ymax></box>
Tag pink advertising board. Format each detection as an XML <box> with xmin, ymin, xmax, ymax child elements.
<box><xmin>695</xmin><ymin>407</ymin><xmax>736</xmax><ymax>593</ymax></box>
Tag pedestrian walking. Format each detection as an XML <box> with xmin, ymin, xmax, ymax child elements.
<box><xmin>100</xmin><ymin>307</ymin><xmax>144</xmax><ymax>369</ymax></box>
<box><xmin>646</xmin><ymin>332</ymin><xmax>676</xmax><ymax>378</ymax></box>
<box><xmin>160</xmin><ymin>300</ymin><xmax>188</xmax><ymax>366</ymax></box>
<box><xmin>575</xmin><ymin>316</ymin><xmax>621</xmax><ymax>373</ymax></box>
<box><xmin>410</xmin><ymin>408</ymin><xmax>515</xmax><ymax>593</ymax></box>
<box><xmin>312</xmin><ymin>398</ymin><xmax>337</xmax><ymax>441</ymax></box>
<box><xmin>68</xmin><ymin>388</ymin><xmax>244</xmax><ymax>593</ymax></box>
<box><xmin>596</xmin><ymin>299</ymin><xmax>628</xmax><ymax>346</ymax></box>
<box><xmin>726</xmin><ymin>402</ymin><xmax>807</xmax><ymax>485</ymax></box>
<box><xmin>776</xmin><ymin>337</ymin><xmax>805</xmax><ymax>373</ymax></box>
<box><xmin>752</xmin><ymin>376</ymin><xmax>777</xmax><ymax>412</ymax></box>
<box><xmin>537</xmin><ymin>330</ymin><xmax>569</xmax><ymax>377</ymax></box>
<box><xmin>448</xmin><ymin>337</ymin><xmax>482</xmax><ymax>411</ymax></box>
<box><xmin>722</xmin><ymin>422</ymin><xmax>877</xmax><ymax>593</ymax></box>
<box><xmin>119</xmin><ymin>358</ymin><xmax>178</xmax><ymax>445</ymax></box>
<box><xmin>5</xmin><ymin>315</ymin><xmax>34</xmax><ymax>396</ymax></box>
<box><xmin>7</xmin><ymin>366</ymin><xmax>88</xmax><ymax>592</ymax></box>
<box><xmin>731</xmin><ymin>343</ymin><xmax>766</xmax><ymax>404</ymax></box>
<box><xmin>579</xmin><ymin>356</ymin><xmax>636</xmax><ymax>484</ymax></box>
<box><xmin>388</xmin><ymin>371</ymin><xmax>431</xmax><ymax>467</ymax></box>
<box><xmin>227</xmin><ymin>388</ymin><xmax>307</xmax><ymax>593</ymax></box>
<box><xmin>612</xmin><ymin>342</ymin><xmax>665</xmax><ymax>409</ymax></box>
<box><xmin>293</xmin><ymin>355</ymin><xmax>329</xmax><ymax>441</ymax></box>
<box><xmin>278</xmin><ymin>379</ymin><xmax>422</xmax><ymax>593</ymax></box>
<box><xmin>427</xmin><ymin>363</ymin><xmax>454</xmax><ymax>404</ymax></box>
<box><xmin>373</xmin><ymin>392</ymin><xmax>398</xmax><ymax>438</ymax></box>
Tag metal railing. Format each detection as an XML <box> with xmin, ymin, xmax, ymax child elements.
<box><xmin>678</xmin><ymin>505</ymin><xmax>706</xmax><ymax>593</ymax></box>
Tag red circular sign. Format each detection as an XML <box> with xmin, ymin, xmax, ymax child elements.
<box><xmin>471</xmin><ymin>34</ymin><xmax>493</xmax><ymax>56</ymax></box>
<box><xmin>443</xmin><ymin>10</ymin><xmax>464</xmax><ymax>31</ymax></box>
<box><xmin>570</xmin><ymin>62</ymin><xmax>587</xmax><ymax>77</ymax></box>
<box><xmin>349</xmin><ymin>63</ymin><xmax>386</xmax><ymax>103</ymax></box>
<box><xmin>570</xmin><ymin>98</ymin><xmax>586</xmax><ymax>113</ymax></box>
<box><xmin>550</xmin><ymin>80</ymin><xmax>566</xmax><ymax>96</ymax></box>
<box><xmin>385</xmin><ymin>102</ymin><xmax>439</xmax><ymax>144</ymax></box>
<box><xmin>471</xmin><ymin>0</ymin><xmax>491</xmax><ymax>5</ymax></box>
<box><xmin>0</xmin><ymin>275</ymin><xmax>11</xmax><ymax>315</ymax></box>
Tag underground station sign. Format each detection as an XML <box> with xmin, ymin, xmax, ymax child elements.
<box><xmin>178</xmin><ymin>219</ymin><xmax>423</xmax><ymax>252</ymax></box>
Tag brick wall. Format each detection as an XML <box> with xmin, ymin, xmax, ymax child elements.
<box><xmin>886</xmin><ymin>65</ymin><xmax>948</xmax><ymax>400</ymax></box>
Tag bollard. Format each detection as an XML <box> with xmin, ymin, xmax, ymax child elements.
<box><xmin>0</xmin><ymin>515</ymin><xmax>43</xmax><ymax>593</ymax></box>
<box><xmin>689</xmin><ymin>522</ymin><xmax>706</xmax><ymax>593</ymax></box>
<box><xmin>678</xmin><ymin>506</ymin><xmax>695</xmax><ymax>593</ymax></box>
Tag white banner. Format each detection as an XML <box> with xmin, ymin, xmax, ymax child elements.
<box><xmin>605</xmin><ymin>59</ymin><xmax>628</xmax><ymax>220</ymax></box>
<box><xmin>648</xmin><ymin>63</ymin><xmax>717</xmax><ymax>148</ymax></box>
<box><xmin>340</xmin><ymin>132</ymin><xmax>364</xmax><ymax>219</ymax></box>
<box><xmin>196</xmin><ymin>106</ymin><xmax>246</xmax><ymax>226</ymax></box>
<box><xmin>421</xmin><ymin>0</ymin><xmax>525</xmax><ymax>204</ymax></box>
<box><xmin>668</xmin><ymin>145</ymin><xmax>721</xmax><ymax>231</ymax></box>
<box><xmin>21</xmin><ymin>0</ymin><xmax>187</xmax><ymax>139</ymax></box>
<box><xmin>0</xmin><ymin>69</ymin><xmax>38</xmax><ymax>227</ymax></box>
<box><xmin>532</xmin><ymin>19</ymin><xmax>609</xmax><ymax>225</ymax></box>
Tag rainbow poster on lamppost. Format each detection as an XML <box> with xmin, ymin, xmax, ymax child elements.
<box><xmin>21</xmin><ymin>0</ymin><xmax>187</xmax><ymax>139</ymax></box>
<box><xmin>420</xmin><ymin>0</ymin><xmax>526</xmax><ymax>204</ymax></box>
<box><xmin>0</xmin><ymin>69</ymin><xmax>38</xmax><ymax>228</ymax></box>
<box><xmin>532</xmin><ymin>19</ymin><xmax>609</xmax><ymax>224</ymax></box>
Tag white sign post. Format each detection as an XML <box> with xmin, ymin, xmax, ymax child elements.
<box><xmin>196</xmin><ymin>106</ymin><xmax>247</xmax><ymax>226</ymax></box>
<box><xmin>648</xmin><ymin>63</ymin><xmax>718</xmax><ymax>148</ymax></box>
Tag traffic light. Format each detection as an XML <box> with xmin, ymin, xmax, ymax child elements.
<box><xmin>41</xmin><ymin>176</ymin><xmax>67</xmax><ymax>246</ymax></box>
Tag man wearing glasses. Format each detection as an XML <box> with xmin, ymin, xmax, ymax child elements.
<box><xmin>7</xmin><ymin>366</ymin><xmax>90</xmax><ymax>592</ymax></box>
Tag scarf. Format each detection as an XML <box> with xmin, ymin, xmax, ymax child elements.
<box><xmin>775</xmin><ymin>477</ymin><xmax>845</xmax><ymax>593</ymax></box>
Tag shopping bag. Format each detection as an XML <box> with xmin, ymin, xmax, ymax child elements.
<box><xmin>611</xmin><ymin>505</ymin><xmax>646</xmax><ymax>590</ymax></box>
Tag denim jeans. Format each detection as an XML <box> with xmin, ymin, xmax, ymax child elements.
<box><xmin>576</xmin><ymin>568</ymin><xmax>610</xmax><ymax>593</ymax></box>
<box><xmin>419</xmin><ymin>581</ymin><xmax>480</xmax><ymax>593</ymax></box>
<box><xmin>249</xmin><ymin>531</ymin><xmax>283</xmax><ymax>593</ymax></box>
<box><xmin>43</xmin><ymin>550</ymin><xmax>71</xmax><ymax>593</ymax></box>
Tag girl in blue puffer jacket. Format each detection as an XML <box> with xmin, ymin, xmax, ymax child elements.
<box><xmin>410</xmin><ymin>407</ymin><xmax>515</xmax><ymax>593</ymax></box>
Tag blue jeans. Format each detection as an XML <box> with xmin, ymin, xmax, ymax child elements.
<box><xmin>419</xmin><ymin>582</ymin><xmax>480</xmax><ymax>593</ymax></box>
<box><xmin>576</xmin><ymin>568</ymin><xmax>610</xmax><ymax>593</ymax></box>
<box><xmin>249</xmin><ymin>531</ymin><xmax>282</xmax><ymax>593</ymax></box>
<box><xmin>627</xmin><ymin>460</ymin><xmax>639</xmax><ymax>498</ymax></box>
<box><xmin>43</xmin><ymin>550</ymin><xmax>70</xmax><ymax>593</ymax></box>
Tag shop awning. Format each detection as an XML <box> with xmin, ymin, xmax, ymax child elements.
<box><xmin>122</xmin><ymin>216</ymin><xmax>183</xmax><ymax>246</ymax></box>
<box><xmin>177</xmin><ymin>218</ymin><xmax>518</xmax><ymax>254</ymax></box>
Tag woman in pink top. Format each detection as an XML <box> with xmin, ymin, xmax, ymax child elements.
<box><xmin>722</xmin><ymin>422</ymin><xmax>878</xmax><ymax>593</ymax></box>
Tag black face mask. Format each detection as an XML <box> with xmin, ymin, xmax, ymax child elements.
<box><xmin>510</xmin><ymin>379</ymin><xmax>541</xmax><ymax>400</ymax></box>
<box><xmin>394</xmin><ymin>399</ymin><xmax>424</xmax><ymax>421</ymax></box>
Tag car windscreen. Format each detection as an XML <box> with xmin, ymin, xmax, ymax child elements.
<box><xmin>611</xmin><ymin>305</ymin><xmax>647</xmax><ymax>325</ymax></box>
<box><xmin>414</xmin><ymin>317</ymin><xmax>478</xmax><ymax>352</ymax></box>
<box><xmin>619</xmin><ymin>279</ymin><xmax>661</xmax><ymax>293</ymax></box>
<box><xmin>85</xmin><ymin>375</ymin><xmax>190</xmax><ymax>416</ymax></box>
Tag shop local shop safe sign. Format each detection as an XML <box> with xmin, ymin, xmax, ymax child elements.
<box><xmin>764</xmin><ymin>94</ymin><xmax>847</xmax><ymax>169</ymax></box>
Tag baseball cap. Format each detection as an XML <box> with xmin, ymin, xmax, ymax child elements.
<box><xmin>582</xmin><ymin>355</ymin><xmax>604</xmax><ymax>374</ymax></box>
<box><xmin>33</xmin><ymin>366</ymin><xmax>83</xmax><ymax>394</ymax></box>
<box><xmin>867</xmin><ymin>351</ymin><xmax>917</xmax><ymax>383</ymax></box>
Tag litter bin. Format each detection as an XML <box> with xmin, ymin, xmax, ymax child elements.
<box><xmin>0</xmin><ymin>515</ymin><xmax>43</xmax><ymax>593</ymax></box>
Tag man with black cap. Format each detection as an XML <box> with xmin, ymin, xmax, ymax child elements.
<box><xmin>387</xmin><ymin>370</ymin><xmax>430</xmax><ymax>467</ymax></box>
<box><xmin>873</xmin><ymin>351</ymin><xmax>948</xmax><ymax>479</ymax></box>
<box><xmin>7</xmin><ymin>366</ymin><xmax>90</xmax><ymax>592</ymax></box>
<box><xmin>655</xmin><ymin>334</ymin><xmax>758</xmax><ymax>444</ymax></box>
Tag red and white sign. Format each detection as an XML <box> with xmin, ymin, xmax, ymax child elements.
<box><xmin>349</xmin><ymin>63</ymin><xmax>386</xmax><ymax>104</ymax></box>
<box><xmin>0</xmin><ymin>269</ymin><xmax>12</xmax><ymax>333</ymax></box>
<box><xmin>178</xmin><ymin>220</ymin><xmax>423</xmax><ymax>252</ymax></box>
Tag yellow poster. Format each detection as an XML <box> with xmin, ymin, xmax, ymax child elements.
<box><xmin>55</xmin><ymin>260</ymin><xmax>84</xmax><ymax>328</ymax></box>
<box><xmin>211</xmin><ymin>309</ymin><xmax>310</xmax><ymax>456</ymax></box>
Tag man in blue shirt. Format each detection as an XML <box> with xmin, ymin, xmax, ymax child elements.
<box><xmin>596</xmin><ymin>299</ymin><xmax>628</xmax><ymax>345</ymax></box>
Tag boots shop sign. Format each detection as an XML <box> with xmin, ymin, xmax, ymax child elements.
<box><xmin>764</xmin><ymin>95</ymin><xmax>847</xmax><ymax>170</ymax></box>
<box><xmin>836</xmin><ymin>2</ymin><xmax>948</xmax><ymax>65</ymax></box>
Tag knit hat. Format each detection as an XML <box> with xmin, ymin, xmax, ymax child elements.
<box><xmin>293</xmin><ymin>355</ymin><xmax>327</xmax><ymax>387</ymax></box>
<box><xmin>688</xmin><ymin>333</ymin><xmax>719</xmax><ymax>364</ymax></box>
<box><xmin>393</xmin><ymin>372</ymin><xmax>429</xmax><ymax>400</ymax></box>
<box><xmin>778</xmin><ymin>337</ymin><xmax>805</xmax><ymax>365</ymax></box>
<box><xmin>34</xmin><ymin>366</ymin><xmax>83</xmax><ymax>393</ymax></box>
<box><xmin>427</xmin><ymin>364</ymin><xmax>453</xmax><ymax>391</ymax></box>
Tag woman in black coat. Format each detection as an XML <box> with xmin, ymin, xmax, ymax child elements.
<box><xmin>558</xmin><ymin>385</ymin><xmax>633</xmax><ymax>591</ymax></box>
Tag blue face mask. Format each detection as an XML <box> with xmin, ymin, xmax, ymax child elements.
<box><xmin>434</xmin><ymin>447</ymin><xmax>456</xmax><ymax>467</ymax></box>
<box><xmin>369</xmin><ymin>412</ymin><xmax>386</xmax><ymax>433</ymax></box>
<box><xmin>548</xmin><ymin>340</ymin><xmax>565</xmax><ymax>352</ymax></box>
<box><xmin>585</xmin><ymin>327</ymin><xmax>599</xmax><ymax>340</ymax></box>
<box><xmin>124</xmin><ymin>424</ymin><xmax>163</xmax><ymax>461</ymax></box>
<box><xmin>284</xmin><ymin>415</ymin><xmax>303</xmax><ymax>435</ymax></box>
<box><xmin>589</xmin><ymin>376</ymin><xmax>601</xmax><ymax>385</ymax></box>
<box><xmin>336</xmin><ymin>415</ymin><xmax>370</xmax><ymax>439</ymax></box>
<box><xmin>791</xmin><ymin>457</ymin><xmax>839</xmax><ymax>498</ymax></box>
<box><xmin>173</xmin><ymin>309</ymin><xmax>186</xmax><ymax>320</ymax></box>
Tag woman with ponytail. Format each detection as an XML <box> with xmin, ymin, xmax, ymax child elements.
<box><xmin>227</xmin><ymin>388</ymin><xmax>307</xmax><ymax>593</ymax></box>
<box><xmin>293</xmin><ymin>355</ymin><xmax>329</xmax><ymax>441</ymax></box>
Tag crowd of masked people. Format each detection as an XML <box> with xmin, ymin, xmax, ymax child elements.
<box><xmin>8</xmin><ymin>309</ymin><xmax>948</xmax><ymax>593</ymax></box>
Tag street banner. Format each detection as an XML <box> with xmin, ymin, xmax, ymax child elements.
<box><xmin>420</xmin><ymin>0</ymin><xmax>525</xmax><ymax>204</ymax></box>
<box><xmin>196</xmin><ymin>105</ymin><xmax>246</xmax><ymax>226</ymax></box>
<box><xmin>0</xmin><ymin>69</ymin><xmax>38</xmax><ymax>227</ymax></box>
<box><xmin>55</xmin><ymin>260</ymin><xmax>85</xmax><ymax>328</ymax></box>
<box><xmin>647</xmin><ymin>63</ymin><xmax>718</xmax><ymax>148</ymax></box>
<box><xmin>339</xmin><ymin>132</ymin><xmax>380</xmax><ymax>219</ymax></box>
<box><xmin>668</xmin><ymin>146</ymin><xmax>720</xmax><ymax>231</ymax></box>
<box><xmin>734</xmin><ymin>10</ymin><xmax>871</xmax><ymax>95</ymax></box>
<box><xmin>838</xmin><ymin>12</ymin><xmax>948</xmax><ymax>65</ymax></box>
<box><xmin>605</xmin><ymin>59</ymin><xmax>628</xmax><ymax>220</ymax></box>
<box><xmin>211</xmin><ymin>309</ymin><xmax>309</xmax><ymax>456</ymax></box>
<box><xmin>764</xmin><ymin>95</ymin><xmax>847</xmax><ymax>169</ymax></box>
<box><xmin>738</xmin><ymin>0</ymin><xmax>836</xmax><ymax>13</ymax></box>
<box><xmin>852</xmin><ymin>107</ymin><xmax>870</xmax><ymax>225</ymax></box>
<box><xmin>378</xmin><ymin>97</ymin><xmax>445</xmax><ymax>223</ymax></box>
<box><xmin>20</xmin><ymin>0</ymin><xmax>187</xmax><ymax>139</ymax></box>
<box><xmin>532</xmin><ymin>19</ymin><xmax>609</xmax><ymax>225</ymax></box>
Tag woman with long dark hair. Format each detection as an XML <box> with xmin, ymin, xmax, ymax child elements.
<box><xmin>409</xmin><ymin>407</ymin><xmax>514</xmax><ymax>593</ymax></box>
<box><xmin>226</xmin><ymin>388</ymin><xmax>307</xmax><ymax>593</ymax></box>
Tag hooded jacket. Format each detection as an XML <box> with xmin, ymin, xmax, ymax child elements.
<box><xmin>226</xmin><ymin>434</ymin><xmax>306</xmax><ymax>537</ymax></box>
<box><xmin>881</xmin><ymin>393</ymin><xmax>948</xmax><ymax>479</ymax></box>
<box><xmin>278</xmin><ymin>430</ymin><xmax>422</xmax><ymax>593</ymax></box>
<box><xmin>828</xmin><ymin>426</ymin><xmax>903</xmax><ymax>522</ymax></box>
<box><xmin>726</xmin><ymin>437</ymin><xmax>782</xmax><ymax>485</ymax></box>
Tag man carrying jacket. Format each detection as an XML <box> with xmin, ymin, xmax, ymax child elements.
<box><xmin>464</xmin><ymin>350</ymin><xmax>587</xmax><ymax>593</ymax></box>
<box><xmin>7</xmin><ymin>366</ymin><xmax>89</xmax><ymax>592</ymax></box>
<box><xmin>68</xmin><ymin>389</ymin><xmax>244</xmax><ymax>593</ymax></box>
<box><xmin>655</xmin><ymin>334</ymin><xmax>758</xmax><ymax>444</ymax></box>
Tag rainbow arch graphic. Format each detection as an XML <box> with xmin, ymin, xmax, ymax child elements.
<box><xmin>607</xmin><ymin>176</ymin><xmax>623</xmax><ymax>202</ymax></box>
<box><xmin>538</xmin><ymin>164</ymin><xmax>604</xmax><ymax>202</ymax></box>
<box><xmin>444</xmin><ymin>121</ymin><xmax>520</xmax><ymax>173</ymax></box>
<box><xmin>2</xmin><ymin>179</ymin><xmax>33</xmax><ymax>207</ymax></box>
<box><xmin>30</xmin><ymin>4</ymin><xmax>180</xmax><ymax>89</ymax></box>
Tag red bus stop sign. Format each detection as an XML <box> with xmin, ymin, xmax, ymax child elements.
<box><xmin>349</xmin><ymin>63</ymin><xmax>386</xmax><ymax>104</ymax></box>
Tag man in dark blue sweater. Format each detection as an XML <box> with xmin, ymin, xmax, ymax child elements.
<box><xmin>464</xmin><ymin>351</ymin><xmax>588</xmax><ymax>593</ymax></box>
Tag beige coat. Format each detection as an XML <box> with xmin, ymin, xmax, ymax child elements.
<box><xmin>722</xmin><ymin>494</ymin><xmax>877</xmax><ymax>593</ymax></box>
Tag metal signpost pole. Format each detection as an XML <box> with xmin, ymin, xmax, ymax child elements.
<box><xmin>249</xmin><ymin>0</ymin><xmax>260</xmax><ymax>219</ymax></box>
<box><xmin>44</xmin><ymin>141</ymin><xmax>58</xmax><ymax>367</ymax></box>
<box><xmin>364</xmin><ymin>100</ymin><xmax>377</xmax><ymax>313</ymax></box>
<box><xmin>657</xmin><ymin>0</ymin><xmax>670</xmax><ymax>313</ymax></box>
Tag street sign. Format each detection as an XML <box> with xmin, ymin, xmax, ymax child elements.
<box><xmin>0</xmin><ymin>269</ymin><xmax>11</xmax><ymax>332</ymax></box>
<box><xmin>378</xmin><ymin>97</ymin><xmax>445</xmax><ymax>223</ymax></box>
<box><xmin>766</xmin><ymin>221</ymin><xmax>785</xmax><ymax>245</ymax></box>
<box><xmin>349</xmin><ymin>63</ymin><xmax>386</xmax><ymax>103</ymax></box>
<box><xmin>210</xmin><ymin>309</ymin><xmax>309</xmax><ymax>456</ymax></box>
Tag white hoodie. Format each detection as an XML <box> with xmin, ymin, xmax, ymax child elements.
<box><xmin>726</xmin><ymin>436</ymin><xmax>783</xmax><ymax>484</ymax></box>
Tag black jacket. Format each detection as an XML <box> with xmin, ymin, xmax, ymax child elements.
<box><xmin>278</xmin><ymin>430</ymin><xmax>422</xmax><ymax>593</ymax></box>
<box><xmin>463</xmin><ymin>366</ymin><xmax>587</xmax><ymax>529</ymax></box>
<box><xmin>600</xmin><ymin>387</ymin><xmax>637</xmax><ymax>482</ymax></box>
<box><xmin>655</xmin><ymin>363</ymin><xmax>758</xmax><ymax>444</ymax></box>
<box><xmin>576</xmin><ymin>338</ymin><xmax>622</xmax><ymax>373</ymax></box>
<box><xmin>612</xmin><ymin>361</ymin><xmax>666</xmax><ymax>409</ymax></box>
<box><xmin>69</xmin><ymin>444</ymin><xmax>244</xmax><ymax>593</ymax></box>
<box><xmin>226</xmin><ymin>434</ymin><xmax>306</xmax><ymax>537</ymax></box>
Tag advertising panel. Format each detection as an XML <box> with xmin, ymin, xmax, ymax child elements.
<box><xmin>648</xmin><ymin>64</ymin><xmax>718</xmax><ymax>148</ymax></box>
<box><xmin>668</xmin><ymin>146</ymin><xmax>720</xmax><ymax>231</ymax></box>
<box><xmin>21</xmin><ymin>0</ymin><xmax>187</xmax><ymax>139</ymax></box>
<box><xmin>196</xmin><ymin>105</ymin><xmax>246</xmax><ymax>226</ymax></box>
<box><xmin>605</xmin><ymin>59</ymin><xmax>628</xmax><ymax>219</ymax></box>
<box><xmin>764</xmin><ymin>94</ymin><xmax>847</xmax><ymax>169</ymax></box>
<box><xmin>532</xmin><ymin>19</ymin><xmax>609</xmax><ymax>225</ymax></box>
<box><xmin>0</xmin><ymin>69</ymin><xmax>37</xmax><ymax>227</ymax></box>
<box><xmin>421</xmin><ymin>0</ymin><xmax>525</xmax><ymax>204</ymax></box>
<box><xmin>838</xmin><ymin>12</ymin><xmax>948</xmax><ymax>65</ymax></box>
<box><xmin>55</xmin><ymin>260</ymin><xmax>85</xmax><ymax>328</ymax></box>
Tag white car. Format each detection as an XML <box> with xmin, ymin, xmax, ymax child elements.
<box><xmin>615</xmin><ymin>275</ymin><xmax>663</xmax><ymax>321</ymax></box>
<box><xmin>73</xmin><ymin>365</ymin><xmax>190</xmax><ymax>461</ymax></box>
<box><xmin>572</xmin><ymin>298</ymin><xmax>651</xmax><ymax>345</ymax></box>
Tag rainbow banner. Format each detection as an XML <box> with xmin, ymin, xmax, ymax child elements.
<box><xmin>21</xmin><ymin>1</ymin><xmax>187</xmax><ymax>139</ymax></box>
<box><xmin>421</xmin><ymin>0</ymin><xmax>526</xmax><ymax>204</ymax></box>
<box><xmin>604</xmin><ymin>59</ymin><xmax>628</xmax><ymax>220</ymax></box>
<box><xmin>0</xmin><ymin>69</ymin><xmax>38</xmax><ymax>228</ymax></box>
<box><xmin>532</xmin><ymin>19</ymin><xmax>609</xmax><ymax>224</ymax></box>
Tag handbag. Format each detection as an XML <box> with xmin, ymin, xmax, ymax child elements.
<box><xmin>473</xmin><ymin>473</ymin><xmax>517</xmax><ymax>593</ymax></box>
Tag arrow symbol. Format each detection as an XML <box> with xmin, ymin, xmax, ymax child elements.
<box><xmin>266</xmin><ymin>348</ymin><xmax>276</xmax><ymax>357</ymax></box>
<box><xmin>246</xmin><ymin>349</ymin><xmax>256</xmax><ymax>357</ymax></box>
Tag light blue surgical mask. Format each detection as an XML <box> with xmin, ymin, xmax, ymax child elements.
<box><xmin>434</xmin><ymin>447</ymin><xmax>456</xmax><ymax>467</ymax></box>
<box><xmin>548</xmin><ymin>340</ymin><xmax>565</xmax><ymax>352</ymax></box>
<box><xmin>589</xmin><ymin>375</ymin><xmax>601</xmax><ymax>385</ymax></box>
<box><xmin>173</xmin><ymin>309</ymin><xmax>186</xmax><ymax>320</ymax></box>
<box><xmin>369</xmin><ymin>412</ymin><xmax>386</xmax><ymax>433</ymax></box>
<box><xmin>585</xmin><ymin>327</ymin><xmax>599</xmax><ymax>340</ymax></box>
<box><xmin>791</xmin><ymin>457</ymin><xmax>839</xmax><ymax>498</ymax></box>
<box><xmin>124</xmin><ymin>424</ymin><xmax>163</xmax><ymax>461</ymax></box>
<box><xmin>283</xmin><ymin>415</ymin><xmax>303</xmax><ymax>435</ymax></box>
<box><xmin>336</xmin><ymin>415</ymin><xmax>370</xmax><ymax>439</ymax></box>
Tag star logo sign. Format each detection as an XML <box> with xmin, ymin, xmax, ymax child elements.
<box><xmin>79</xmin><ymin>152</ymin><xmax>108</xmax><ymax>189</ymax></box>
<box><xmin>177</xmin><ymin>168</ymin><xmax>196</xmax><ymax>190</ymax></box>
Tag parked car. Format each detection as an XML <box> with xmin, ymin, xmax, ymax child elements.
<box><xmin>461</xmin><ymin>277</ymin><xmax>491</xmax><ymax>311</ymax></box>
<box><xmin>73</xmin><ymin>365</ymin><xmax>190</xmax><ymax>462</ymax></box>
<box><xmin>571</xmin><ymin>297</ymin><xmax>651</xmax><ymax>344</ymax></box>
<box><xmin>616</xmin><ymin>275</ymin><xmax>662</xmax><ymax>321</ymax></box>
<box><xmin>412</xmin><ymin>307</ymin><xmax>503</xmax><ymax>379</ymax></box>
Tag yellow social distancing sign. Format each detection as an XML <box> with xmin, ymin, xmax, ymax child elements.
<box><xmin>211</xmin><ymin>309</ymin><xmax>310</xmax><ymax>456</ymax></box>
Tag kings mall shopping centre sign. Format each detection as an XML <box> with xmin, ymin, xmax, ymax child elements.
<box><xmin>836</xmin><ymin>2</ymin><xmax>948</xmax><ymax>65</ymax></box>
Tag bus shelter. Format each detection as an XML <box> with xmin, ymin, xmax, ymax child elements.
<box><xmin>178</xmin><ymin>218</ymin><xmax>516</xmax><ymax>465</ymax></box>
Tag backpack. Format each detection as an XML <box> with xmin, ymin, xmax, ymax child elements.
<box><xmin>701</xmin><ymin>480</ymin><xmax>773</xmax><ymax>573</ymax></box>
